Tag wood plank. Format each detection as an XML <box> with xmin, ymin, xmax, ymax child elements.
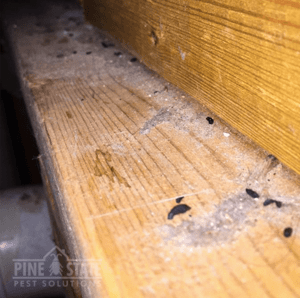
<box><xmin>83</xmin><ymin>0</ymin><xmax>300</xmax><ymax>175</ymax></box>
<box><xmin>4</xmin><ymin>1</ymin><xmax>300</xmax><ymax>297</ymax></box>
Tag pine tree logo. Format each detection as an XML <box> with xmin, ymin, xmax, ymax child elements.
<box><xmin>49</xmin><ymin>253</ymin><xmax>63</xmax><ymax>276</ymax></box>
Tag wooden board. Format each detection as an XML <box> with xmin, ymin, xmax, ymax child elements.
<box><xmin>4</xmin><ymin>1</ymin><xmax>300</xmax><ymax>297</ymax></box>
<box><xmin>83</xmin><ymin>0</ymin><xmax>300</xmax><ymax>175</ymax></box>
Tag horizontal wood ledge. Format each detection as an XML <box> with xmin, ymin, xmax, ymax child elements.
<box><xmin>4</xmin><ymin>1</ymin><xmax>300</xmax><ymax>297</ymax></box>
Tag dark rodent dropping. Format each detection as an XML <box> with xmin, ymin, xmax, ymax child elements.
<box><xmin>206</xmin><ymin>117</ymin><xmax>214</xmax><ymax>124</ymax></box>
<box><xmin>175</xmin><ymin>196</ymin><xmax>184</xmax><ymax>204</ymax></box>
<box><xmin>102</xmin><ymin>41</ymin><xmax>115</xmax><ymax>48</ymax></box>
<box><xmin>263</xmin><ymin>199</ymin><xmax>282</xmax><ymax>208</ymax></box>
<box><xmin>283</xmin><ymin>227</ymin><xmax>293</xmax><ymax>237</ymax></box>
<box><xmin>245</xmin><ymin>188</ymin><xmax>259</xmax><ymax>198</ymax></box>
<box><xmin>168</xmin><ymin>204</ymin><xmax>191</xmax><ymax>220</ymax></box>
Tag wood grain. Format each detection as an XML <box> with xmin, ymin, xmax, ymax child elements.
<box><xmin>84</xmin><ymin>0</ymin><xmax>300</xmax><ymax>175</ymax></box>
<box><xmin>5</xmin><ymin>1</ymin><xmax>300</xmax><ymax>297</ymax></box>
<box><xmin>27</xmin><ymin>73</ymin><xmax>300</xmax><ymax>298</ymax></box>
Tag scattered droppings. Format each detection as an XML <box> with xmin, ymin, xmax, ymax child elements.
<box><xmin>69</xmin><ymin>33</ymin><xmax>74</xmax><ymax>37</ymax></box>
<box><xmin>102</xmin><ymin>41</ymin><xmax>114</xmax><ymax>48</ymax></box>
<box><xmin>73</xmin><ymin>51</ymin><xmax>77</xmax><ymax>54</ymax></box>
<box><xmin>206</xmin><ymin>117</ymin><xmax>214</xmax><ymax>124</ymax></box>
<box><xmin>167</xmin><ymin>204</ymin><xmax>191</xmax><ymax>220</ymax></box>
<box><xmin>80</xmin><ymin>98</ymin><xmax>84</xmax><ymax>101</ymax></box>
<box><xmin>246</xmin><ymin>188</ymin><xmax>259</xmax><ymax>198</ymax></box>
<box><xmin>86</xmin><ymin>51</ymin><xmax>92</xmax><ymax>55</ymax></box>
<box><xmin>263</xmin><ymin>199</ymin><xmax>282</xmax><ymax>208</ymax></box>
<box><xmin>160</xmin><ymin>195</ymin><xmax>258</xmax><ymax>246</ymax></box>
<box><xmin>223</xmin><ymin>132</ymin><xmax>230</xmax><ymax>137</ymax></box>
<box><xmin>114</xmin><ymin>52</ymin><xmax>122</xmax><ymax>56</ymax></box>
<box><xmin>175</xmin><ymin>196</ymin><xmax>184</xmax><ymax>204</ymax></box>
<box><xmin>283</xmin><ymin>227</ymin><xmax>293</xmax><ymax>237</ymax></box>
<box><xmin>56</xmin><ymin>53</ymin><xmax>64</xmax><ymax>58</ymax></box>
<box><xmin>154</xmin><ymin>90</ymin><xmax>159</xmax><ymax>95</ymax></box>
<box><xmin>130</xmin><ymin>57</ymin><xmax>137</xmax><ymax>62</ymax></box>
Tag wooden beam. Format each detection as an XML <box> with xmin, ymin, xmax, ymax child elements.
<box><xmin>5</xmin><ymin>0</ymin><xmax>300</xmax><ymax>297</ymax></box>
<box><xmin>83</xmin><ymin>0</ymin><xmax>300</xmax><ymax>174</ymax></box>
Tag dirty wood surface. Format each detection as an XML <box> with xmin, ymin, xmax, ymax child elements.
<box><xmin>5</xmin><ymin>1</ymin><xmax>300</xmax><ymax>297</ymax></box>
<box><xmin>83</xmin><ymin>0</ymin><xmax>300</xmax><ymax>175</ymax></box>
